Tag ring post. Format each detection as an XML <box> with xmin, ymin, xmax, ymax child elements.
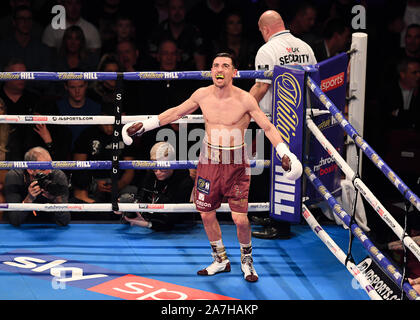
<box><xmin>347</xmin><ymin>32</ymin><xmax>367</xmax><ymax>177</ymax></box>
<box><xmin>269</xmin><ymin>65</ymin><xmax>305</xmax><ymax>223</ymax></box>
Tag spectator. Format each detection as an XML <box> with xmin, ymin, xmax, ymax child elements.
<box><xmin>71</xmin><ymin>107</ymin><xmax>136</xmax><ymax>203</ymax></box>
<box><xmin>364</xmin><ymin>57</ymin><xmax>420</xmax><ymax>244</ymax></box>
<box><xmin>187</xmin><ymin>0</ymin><xmax>231</xmax><ymax>46</ymax></box>
<box><xmin>404</xmin><ymin>24</ymin><xmax>420</xmax><ymax>60</ymax></box>
<box><xmin>121</xmin><ymin>141</ymin><xmax>194</xmax><ymax>231</ymax></box>
<box><xmin>383</xmin><ymin>57</ymin><xmax>420</xmax><ymax>133</ymax></box>
<box><xmin>55</xmin><ymin>76</ymin><xmax>102</xmax><ymax>148</ymax></box>
<box><xmin>0</xmin><ymin>58</ymin><xmax>38</xmax><ymax>116</ymax></box>
<box><xmin>6</xmin><ymin>105</ymin><xmax>73</xmax><ymax>162</ymax></box>
<box><xmin>148</xmin><ymin>0</ymin><xmax>207</xmax><ymax>70</ymax></box>
<box><xmin>139</xmin><ymin>39</ymin><xmax>201</xmax><ymax>162</ymax></box>
<box><xmin>0</xmin><ymin>5</ymin><xmax>52</xmax><ymax>95</ymax></box>
<box><xmin>288</xmin><ymin>1</ymin><xmax>318</xmax><ymax>43</ymax></box>
<box><xmin>4</xmin><ymin>146</ymin><xmax>71</xmax><ymax>227</ymax></box>
<box><xmin>324</xmin><ymin>0</ymin><xmax>359</xmax><ymax>25</ymax></box>
<box><xmin>116</xmin><ymin>40</ymin><xmax>151</xmax><ymax>116</ymax></box>
<box><xmin>383</xmin><ymin>24</ymin><xmax>420</xmax><ymax>84</ymax></box>
<box><xmin>101</xmin><ymin>14</ymin><xmax>137</xmax><ymax>55</ymax></box>
<box><xmin>401</xmin><ymin>0</ymin><xmax>420</xmax><ymax>48</ymax></box>
<box><xmin>86</xmin><ymin>0</ymin><xmax>125</xmax><ymax>49</ymax></box>
<box><xmin>0</xmin><ymin>5</ymin><xmax>51</xmax><ymax>71</ymax></box>
<box><xmin>211</xmin><ymin>11</ymin><xmax>258</xmax><ymax>89</ymax></box>
<box><xmin>0</xmin><ymin>59</ymin><xmax>72</xmax><ymax>161</ymax></box>
<box><xmin>143</xmin><ymin>39</ymin><xmax>198</xmax><ymax>115</ymax></box>
<box><xmin>0</xmin><ymin>59</ymin><xmax>41</xmax><ymax>161</ymax></box>
<box><xmin>88</xmin><ymin>52</ymin><xmax>123</xmax><ymax>108</ymax></box>
<box><xmin>54</xmin><ymin>25</ymin><xmax>100</xmax><ymax>72</ymax></box>
<box><xmin>116</xmin><ymin>40</ymin><xmax>152</xmax><ymax>72</ymax></box>
<box><xmin>51</xmin><ymin>25</ymin><xmax>100</xmax><ymax>97</ymax></box>
<box><xmin>0</xmin><ymin>0</ymin><xmax>43</xmax><ymax>41</ymax></box>
<box><xmin>153</xmin><ymin>0</ymin><xmax>169</xmax><ymax>24</ymax></box>
<box><xmin>310</xmin><ymin>18</ymin><xmax>351</xmax><ymax>62</ymax></box>
<box><xmin>42</xmin><ymin>0</ymin><xmax>102</xmax><ymax>54</ymax></box>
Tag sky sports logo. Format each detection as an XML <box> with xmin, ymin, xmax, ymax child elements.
<box><xmin>320</xmin><ymin>72</ymin><xmax>345</xmax><ymax>92</ymax></box>
<box><xmin>0</xmin><ymin>250</ymin><xmax>235</xmax><ymax>300</ymax></box>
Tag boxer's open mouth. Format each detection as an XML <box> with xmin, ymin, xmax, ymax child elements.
<box><xmin>216</xmin><ymin>74</ymin><xmax>224</xmax><ymax>79</ymax></box>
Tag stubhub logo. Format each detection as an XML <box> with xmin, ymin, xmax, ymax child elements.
<box><xmin>0</xmin><ymin>250</ymin><xmax>236</xmax><ymax>300</ymax></box>
<box><xmin>320</xmin><ymin>72</ymin><xmax>345</xmax><ymax>92</ymax></box>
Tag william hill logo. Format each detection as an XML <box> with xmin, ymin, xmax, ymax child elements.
<box><xmin>274</xmin><ymin>72</ymin><xmax>301</xmax><ymax>160</ymax></box>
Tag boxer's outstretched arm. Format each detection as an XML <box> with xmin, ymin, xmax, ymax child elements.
<box><xmin>122</xmin><ymin>90</ymin><xmax>201</xmax><ymax>145</ymax></box>
<box><xmin>158</xmin><ymin>96</ymin><xmax>200</xmax><ymax>126</ymax></box>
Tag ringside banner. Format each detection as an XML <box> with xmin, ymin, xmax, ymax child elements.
<box><xmin>269</xmin><ymin>65</ymin><xmax>305</xmax><ymax>223</ymax></box>
<box><xmin>305</xmin><ymin>53</ymin><xmax>348</xmax><ymax>203</ymax></box>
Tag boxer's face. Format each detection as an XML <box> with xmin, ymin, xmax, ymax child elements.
<box><xmin>211</xmin><ymin>56</ymin><xmax>237</xmax><ymax>88</ymax></box>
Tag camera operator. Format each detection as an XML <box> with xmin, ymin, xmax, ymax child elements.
<box><xmin>4</xmin><ymin>147</ymin><xmax>70</xmax><ymax>227</ymax></box>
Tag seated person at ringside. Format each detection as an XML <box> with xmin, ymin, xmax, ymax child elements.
<box><xmin>55</xmin><ymin>74</ymin><xmax>102</xmax><ymax>149</ymax></box>
<box><xmin>71</xmin><ymin>107</ymin><xmax>136</xmax><ymax>203</ymax></box>
<box><xmin>118</xmin><ymin>141</ymin><xmax>194</xmax><ymax>231</ymax></box>
<box><xmin>4</xmin><ymin>147</ymin><xmax>70</xmax><ymax>227</ymax></box>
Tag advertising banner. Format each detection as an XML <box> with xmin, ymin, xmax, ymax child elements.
<box><xmin>305</xmin><ymin>53</ymin><xmax>348</xmax><ymax>203</ymax></box>
<box><xmin>269</xmin><ymin>65</ymin><xmax>305</xmax><ymax>223</ymax></box>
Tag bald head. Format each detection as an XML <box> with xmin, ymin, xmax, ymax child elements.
<box><xmin>258</xmin><ymin>10</ymin><xmax>285</xmax><ymax>42</ymax></box>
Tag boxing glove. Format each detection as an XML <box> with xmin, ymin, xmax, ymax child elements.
<box><xmin>275</xmin><ymin>142</ymin><xmax>303</xmax><ymax>180</ymax></box>
<box><xmin>122</xmin><ymin>117</ymin><xmax>160</xmax><ymax>145</ymax></box>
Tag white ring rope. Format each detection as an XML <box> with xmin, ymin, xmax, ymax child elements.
<box><xmin>0</xmin><ymin>202</ymin><xmax>270</xmax><ymax>212</ymax></box>
<box><xmin>0</xmin><ymin>110</ymin><xmax>326</xmax><ymax>125</ymax></box>
<box><xmin>306</xmin><ymin>117</ymin><xmax>420</xmax><ymax>263</ymax></box>
<box><xmin>0</xmin><ymin>114</ymin><xmax>272</xmax><ymax>125</ymax></box>
<box><xmin>302</xmin><ymin>204</ymin><xmax>382</xmax><ymax>300</ymax></box>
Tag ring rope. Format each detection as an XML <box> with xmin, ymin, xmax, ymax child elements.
<box><xmin>304</xmin><ymin>165</ymin><xmax>420</xmax><ymax>300</ymax></box>
<box><xmin>0</xmin><ymin>202</ymin><xmax>269</xmax><ymax>213</ymax></box>
<box><xmin>0</xmin><ymin>110</ymin><xmax>331</xmax><ymax>126</ymax></box>
<box><xmin>307</xmin><ymin>77</ymin><xmax>420</xmax><ymax>212</ymax></box>
<box><xmin>306</xmin><ymin>117</ymin><xmax>420</xmax><ymax>263</ymax></box>
<box><xmin>0</xmin><ymin>70</ymin><xmax>272</xmax><ymax>81</ymax></box>
<box><xmin>0</xmin><ymin>114</ymin><xmax>271</xmax><ymax>125</ymax></box>
<box><xmin>0</xmin><ymin>159</ymin><xmax>271</xmax><ymax>170</ymax></box>
<box><xmin>302</xmin><ymin>204</ymin><xmax>382</xmax><ymax>300</ymax></box>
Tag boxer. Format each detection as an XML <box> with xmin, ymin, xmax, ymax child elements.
<box><xmin>122</xmin><ymin>52</ymin><xmax>302</xmax><ymax>282</ymax></box>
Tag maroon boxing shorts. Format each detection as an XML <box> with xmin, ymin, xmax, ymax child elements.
<box><xmin>193</xmin><ymin>141</ymin><xmax>250</xmax><ymax>213</ymax></box>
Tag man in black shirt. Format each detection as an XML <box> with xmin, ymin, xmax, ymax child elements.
<box><xmin>71</xmin><ymin>114</ymin><xmax>136</xmax><ymax>203</ymax></box>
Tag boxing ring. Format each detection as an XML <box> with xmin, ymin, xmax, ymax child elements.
<box><xmin>0</xmin><ymin>33</ymin><xmax>419</xmax><ymax>301</ymax></box>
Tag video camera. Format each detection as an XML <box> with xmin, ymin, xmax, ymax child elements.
<box><xmin>34</xmin><ymin>172</ymin><xmax>67</xmax><ymax>197</ymax></box>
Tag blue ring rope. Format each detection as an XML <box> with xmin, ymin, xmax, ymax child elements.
<box><xmin>0</xmin><ymin>70</ymin><xmax>272</xmax><ymax>81</ymax></box>
<box><xmin>0</xmin><ymin>160</ymin><xmax>271</xmax><ymax>170</ymax></box>
<box><xmin>307</xmin><ymin>76</ymin><xmax>420</xmax><ymax>212</ymax></box>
